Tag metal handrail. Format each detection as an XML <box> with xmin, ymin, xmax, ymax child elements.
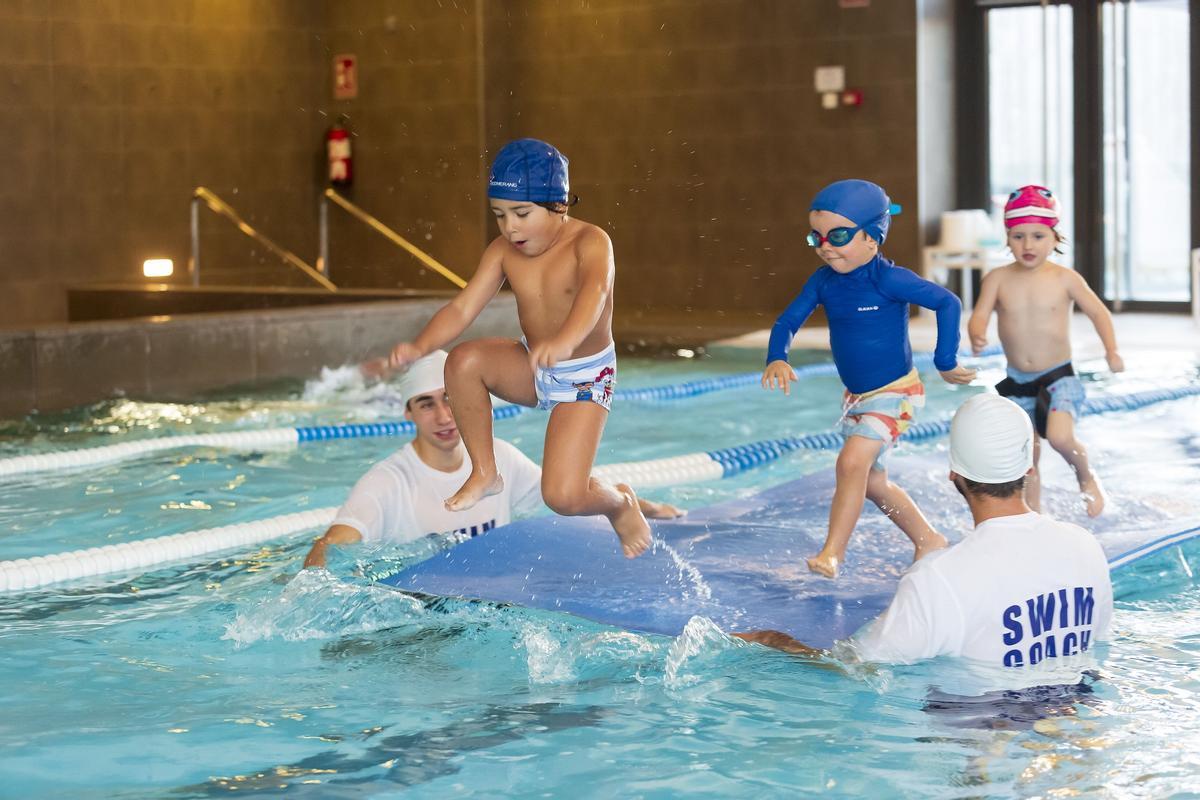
<box><xmin>190</xmin><ymin>187</ymin><xmax>337</xmax><ymax>292</ymax></box>
<box><xmin>318</xmin><ymin>188</ymin><xmax>467</xmax><ymax>289</ymax></box>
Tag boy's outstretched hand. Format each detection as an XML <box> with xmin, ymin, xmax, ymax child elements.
<box><xmin>762</xmin><ymin>360</ymin><xmax>799</xmax><ymax>395</ymax></box>
<box><xmin>360</xmin><ymin>357</ymin><xmax>391</xmax><ymax>380</ymax></box>
<box><xmin>938</xmin><ymin>365</ymin><xmax>977</xmax><ymax>385</ymax></box>
<box><xmin>389</xmin><ymin>341</ymin><xmax>423</xmax><ymax>370</ymax></box>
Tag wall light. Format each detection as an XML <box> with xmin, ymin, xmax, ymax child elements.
<box><xmin>143</xmin><ymin>258</ymin><xmax>174</xmax><ymax>278</ymax></box>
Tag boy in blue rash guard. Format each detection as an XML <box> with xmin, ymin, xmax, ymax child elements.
<box><xmin>762</xmin><ymin>179</ymin><xmax>977</xmax><ymax>578</ymax></box>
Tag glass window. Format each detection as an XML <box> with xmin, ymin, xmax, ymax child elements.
<box><xmin>988</xmin><ymin>4</ymin><xmax>1075</xmax><ymax>266</ymax></box>
<box><xmin>1103</xmin><ymin>0</ymin><xmax>1191</xmax><ymax>303</ymax></box>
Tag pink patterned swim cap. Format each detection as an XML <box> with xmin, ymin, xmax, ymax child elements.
<box><xmin>1004</xmin><ymin>185</ymin><xmax>1059</xmax><ymax>229</ymax></box>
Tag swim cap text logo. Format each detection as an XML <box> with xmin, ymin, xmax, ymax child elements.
<box><xmin>857</xmin><ymin>306</ymin><xmax>880</xmax><ymax>312</ymax></box>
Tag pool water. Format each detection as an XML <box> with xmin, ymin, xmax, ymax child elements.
<box><xmin>1</xmin><ymin>346</ymin><xmax>1199</xmax><ymax>798</ymax></box>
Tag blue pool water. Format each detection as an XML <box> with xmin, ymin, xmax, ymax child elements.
<box><xmin>1</xmin><ymin>346</ymin><xmax>1199</xmax><ymax>797</ymax></box>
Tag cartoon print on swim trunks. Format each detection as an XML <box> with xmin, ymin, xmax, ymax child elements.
<box><xmin>574</xmin><ymin>365</ymin><xmax>615</xmax><ymax>404</ymax></box>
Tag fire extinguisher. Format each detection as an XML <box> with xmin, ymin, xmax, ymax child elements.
<box><xmin>326</xmin><ymin>114</ymin><xmax>353</xmax><ymax>187</ymax></box>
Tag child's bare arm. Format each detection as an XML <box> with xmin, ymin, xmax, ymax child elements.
<box><xmin>732</xmin><ymin>630</ymin><xmax>825</xmax><ymax>657</ymax></box>
<box><xmin>389</xmin><ymin>241</ymin><xmax>507</xmax><ymax>367</ymax></box>
<box><xmin>528</xmin><ymin>229</ymin><xmax>613</xmax><ymax>367</ymax></box>
<box><xmin>303</xmin><ymin>524</ymin><xmax>363</xmax><ymax>569</ymax></box>
<box><xmin>968</xmin><ymin>270</ymin><xmax>1002</xmax><ymax>354</ymax></box>
<box><xmin>1067</xmin><ymin>270</ymin><xmax>1124</xmax><ymax>372</ymax></box>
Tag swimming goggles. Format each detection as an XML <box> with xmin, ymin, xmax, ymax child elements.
<box><xmin>806</xmin><ymin>224</ymin><xmax>863</xmax><ymax>248</ymax></box>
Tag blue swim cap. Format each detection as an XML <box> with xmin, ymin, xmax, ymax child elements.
<box><xmin>487</xmin><ymin>138</ymin><xmax>570</xmax><ymax>203</ymax></box>
<box><xmin>810</xmin><ymin>179</ymin><xmax>900</xmax><ymax>244</ymax></box>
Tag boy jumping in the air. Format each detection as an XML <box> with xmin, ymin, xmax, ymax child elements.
<box><xmin>763</xmin><ymin>179</ymin><xmax>976</xmax><ymax>579</ymax></box>
<box><xmin>387</xmin><ymin>138</ymin><xmax>653</xmax><ymax>558</ymax></box>
<box><xmin>967</xmin><ymin>185</ymin><xmax>1124</xmax><ymax>517</ymax></box>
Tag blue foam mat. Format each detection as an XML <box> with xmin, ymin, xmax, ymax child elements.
<box><xmin>379</xmin><ymin>456</ymin><xmax>1200</xmax><ymax>649</ymax></box>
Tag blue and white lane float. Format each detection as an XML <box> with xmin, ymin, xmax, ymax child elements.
<box><xmin>0</xmin><ymin>406</ymin><xmax>525</xmax><ymax>480</ymax></box>
<box><xmin>601</xmin><ymin>382</ymin><xmax>1200</xmax><ymax>486</ymax></box>
<box><xmin>1</xmin><ymin>380</ymin><xmax>1197</xmax><ymax>594</ymax></box>
<box><xmin>0</xmin><ymin>347</ymin><xmax>1004</xmax><ymax>480</ymax></box>
<box><xmin>0</xmin><ymin>508</ymin><xmax>338</xmax><ymax>593</ymax></box>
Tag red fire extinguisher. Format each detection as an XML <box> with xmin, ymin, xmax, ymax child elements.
<box><xmin>326</xmin><ymin>114</ymin><xmax>353</xmax><ymax>187</ymax></box>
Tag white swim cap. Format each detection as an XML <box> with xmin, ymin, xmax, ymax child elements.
<box><xmin>948</xmin><ymin>394</ymin><xmax>1034</xmax><ymax>483</ymax></box>
<box><xmin>397</xmin><ymin>350</ymin><xmax>448</xmax><ymax>407</ymax></box>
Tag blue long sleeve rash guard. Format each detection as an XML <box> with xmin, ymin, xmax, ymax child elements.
<box><xmin>766</xmin><ymin>254</ymin><xmax>962</xmax><ymax>395</ymax></box>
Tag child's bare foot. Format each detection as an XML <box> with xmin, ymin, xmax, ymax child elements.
<box><xmin>913</xmin><ymin>532</ymin><xmax>949</xmax><ymax>563</ymax></box>
<box><xmin>642</xmin><ymin>499</ymin><xmax>686</xmax><ymax>520</ymax></box>
<box><xmin>610</xmin><ymin>483</ymin><xmax>652</xmax><ymax>558</ymax></box>
<box><xmin>806</xmin><ymin>552</ymin><xmax>840</xmax><ymax>579</ymax></box>
<box><xmin>1080</xmin><ymin>474</ymin><xmax>1106</xmax><ymax>517</ymax></box>
<box><xmin>445</xmin><ymin>471</ymin><xmax>503</xmax><ymax>512</ymax></box>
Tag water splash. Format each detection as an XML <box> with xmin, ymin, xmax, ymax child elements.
<box><xmin>654</xmin><ymin>540</ymin><xmax>713</xmax><ymax>601</ymax></box>
<box><xmin>302</xmin><ymin>364</ymin><xmax>392</xmax><ymax>407</ymax></box>
<box><xmin>518</xmin><ymin>623</ymin><xmax>657</xmax><ymax>685</ymax></box>
<box><xmin>222</xmin><ymin>568</ymin><xmax>423</xmax><ymax>646</ymax></box>
<box><xmin>519</xmin><ymin>623</ymin><xmax>575</xmax><ymax>684</ymax></box>
<box><xmin>664</xmin><ymin>615</ymin><xmax>735</xmax><ymax>689</ymax></box>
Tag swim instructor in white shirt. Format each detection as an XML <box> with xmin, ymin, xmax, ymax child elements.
<box><xmin>304</xmin><ymin>350</ymin><xmax>682</xmax><ymax>569</ymax></box>
<box><xmin>736</xmin><ymin>393</ymin><xmax>1113</xmax><ymax>669</ymax></box>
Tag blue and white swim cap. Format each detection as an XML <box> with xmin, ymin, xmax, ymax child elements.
<box><xmin>488</xmin><ymin>138</ymin><xmax>570</xmax><ymax>203</ymax></box>
<box><xmin>810</xmin><ymin>179</ymin><xmax>900</xmax><ymax>244</ymax></box>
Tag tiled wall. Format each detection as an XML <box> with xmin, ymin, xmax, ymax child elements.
<box><xmin>2</xmin><ymin>0</ymin><xmax>936</xmax><ymax>325</ymax></box>
<box><xmin>316</xmin><ymin>0</ymin><xmax>488</xmax><ymax>291</ymax></box>
<box><xmin>0</xmin><ymin>0</ymin><xmax>326</xmax><ymax>326</ymax></box>
<box><xmin>481</xmin><ymin>0</ymin><xmax>923</xmax><ymax>316</ymax></box>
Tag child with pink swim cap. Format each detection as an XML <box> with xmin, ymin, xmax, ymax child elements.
<box><xmin>967</xmin><ymin>185</ymin><xmax>1124</xmax><ymax>517</ymax></box>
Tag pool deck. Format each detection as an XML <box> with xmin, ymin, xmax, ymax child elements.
<box><xmin>710</xmin><ymin>311</ymin><xmax>1200</xmax><ymax>361</ymax></box>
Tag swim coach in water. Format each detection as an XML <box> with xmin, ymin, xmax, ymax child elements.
<box><xmin>735</xmin><ymin>393</ymin><xmax>1113</xmax><ymax>670</ymax></box>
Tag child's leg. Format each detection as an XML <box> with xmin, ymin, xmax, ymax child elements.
<box><xmin>1045</xmin><ymin>410</ymin><xmax>1105</xmax><ymax>517</ymax></box>
<box><xmin>1026</xmin><ymin>436</ymin><xmax>1043</xmax><ymax>512</ymax></box>
<box><xmin>443</xmin><ymin>339</ymin><xmax>538</xmax><ymax>511</ymax></box>
<box><xmin>807</xmin><ymin>435</ymin><xmax>883</xmax><ymax>578</ymax></box>
<box><xmin>541</xmin><ymin>401</ymin><xmax>652</xmax><ymax>558</ymax></box>
<box><xmin>865</xmin><ymin>467</ymin><xmax>948</xmax><ymax>562</ymax></box>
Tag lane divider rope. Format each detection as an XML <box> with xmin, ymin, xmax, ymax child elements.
<box><xmin>0</xmin><ymin>348</ymin><xmax>1002</xmax><ymax>480</ymax></box>
<box><xmin>614</xmin><ymin>345</ymin><xmax>1002</xmax><ymax>402</ymax></box>
<box><xmin>0</xmin><ymin>508</ymin><xmax>337</xmax><ymax>593</ymax></box>
<box><xmin>602</xmin><ymin>382</ymin><xmax>1200</xmax><ymax>486</ymax></box>
<box><xmin>2</xmin><ymin>379</ymin><xmax>1196</xmax><ymax>594</ymax></box>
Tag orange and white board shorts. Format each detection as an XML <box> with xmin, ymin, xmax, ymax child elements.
<box><xmin>839</xmin><ymin>368</ymin><xmax>925</xmax><ymax>470</ymax></box>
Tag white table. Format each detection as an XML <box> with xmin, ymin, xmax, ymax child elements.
<box><xmin>921</xmin><ymin>246</ymin><xmax>1009</xmax><ymax>311</ymax></box>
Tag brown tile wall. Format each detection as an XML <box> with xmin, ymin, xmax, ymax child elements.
<box><xmin>481</xmin><ymin>0</ymin><xmax>922</xmax><ymax>316</ymax></box>
<box><xmin>2</xmin><ymin>0</ymin><xmax>934</xmax><ymax>326</ymax></box>
<box><xmin>315</xmin><ymin>0</ymin><xmax>488</xmax><ymax>291</ymax></box>
<box><xmin>0</xmin><ymin>0</ymin><xmax>327</xmax><ymax>327</ymax></box>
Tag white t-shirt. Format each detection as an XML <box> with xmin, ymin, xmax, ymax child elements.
<box><xmin>331</xmin><ymin>440</ymin><xmax>543</xmax><ymax>544</ymax></box>
<box><xmin>852</xmin><ymin>512</ymin><xmax>1113</xmax><ymax>669</ymax></box>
